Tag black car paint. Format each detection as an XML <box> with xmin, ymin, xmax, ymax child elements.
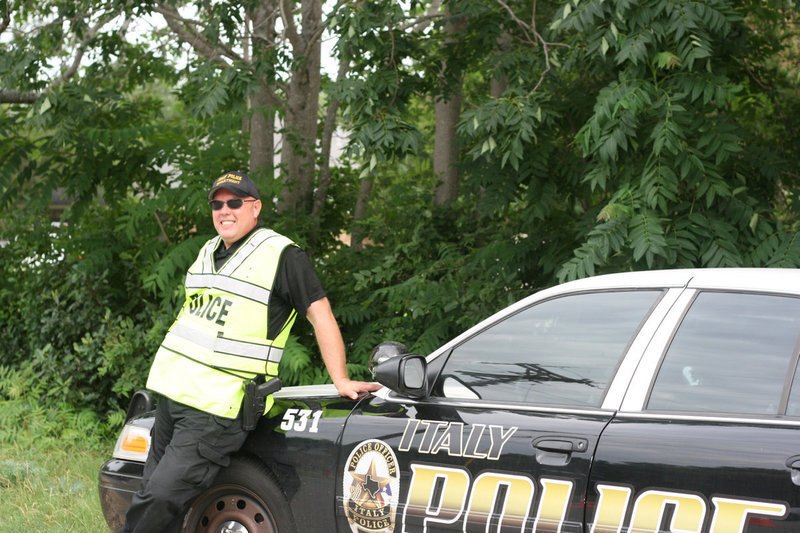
<box><xmin>589</xmin><ymin>417</ymin><xmax>800</xmax><ymax>531</ymax></box>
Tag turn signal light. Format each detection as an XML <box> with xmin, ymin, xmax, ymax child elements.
<box><xmin>121</xmin><ymin>433</ymin><xmax>149</xmax><ymax>454</ymax></box>
<box><xmin>113</xmin><ymin>424</ymin><xmax>152</xmax><ymax>462</ymax></box>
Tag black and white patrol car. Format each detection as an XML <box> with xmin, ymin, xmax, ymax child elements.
<box><xmin>99</xmin><ymin>268</ymin><xmax>800</xmax><ymax>533</ymax></box>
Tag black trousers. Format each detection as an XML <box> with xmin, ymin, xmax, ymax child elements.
<box><xmin>120</xmin><ymin>397</ymin><xmax>249</xmax><ymax>533</ymax></box>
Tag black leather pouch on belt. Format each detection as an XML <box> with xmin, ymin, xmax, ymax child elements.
<box><xmin>241</xmin><ymin>378</ymin><xmax>283</xmax><ymax>431</ymax></box>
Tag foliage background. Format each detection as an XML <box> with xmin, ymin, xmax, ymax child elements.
<box><xmin>1</xmin><ymin>0</ymin><xmax>799</xmax><ymax>423</ymax></box>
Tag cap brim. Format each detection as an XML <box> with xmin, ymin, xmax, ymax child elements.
<box><xmin>208</xmin><ymin>184</ymin><xmax>257</xmax><ymax>200</ymax></box>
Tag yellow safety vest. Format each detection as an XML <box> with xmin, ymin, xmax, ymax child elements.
<box><xmin>146</xmin><ymin>228</ymin><xmax>296</xmax><ymax>418</ymax></box>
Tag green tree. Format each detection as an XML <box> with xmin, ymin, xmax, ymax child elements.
<box><xmin>553</xmin><ymin>0</ymin><xmax>800</xmax><ymax>279</ymax></box>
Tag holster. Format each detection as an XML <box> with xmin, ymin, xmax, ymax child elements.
<box><xmin>241</xmin><ymin>378</ymin><xmax>283</xmax><ymax>431</ymax></box>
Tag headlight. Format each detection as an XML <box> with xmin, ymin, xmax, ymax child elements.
<box><xmin>112</xmin><ymin>423</ymin><xmax>151</xmax><ymax>462</ymax></box>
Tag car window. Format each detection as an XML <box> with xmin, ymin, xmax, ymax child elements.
<box><xmin>436</xmin><ymin>291</ymin><xmax>662</xmax><ymax>407</ymax></box>
<box><xmin>647</xmin><ymin>292</ymin><xmax>800</xmax><ymax>415</ymax></box>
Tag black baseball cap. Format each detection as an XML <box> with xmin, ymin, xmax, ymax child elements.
<box><xmin>208</xmin><ymin>171</ymin><xmax>260</xmax><ymax>200</ymax></box>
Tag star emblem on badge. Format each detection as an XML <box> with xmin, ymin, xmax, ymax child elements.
<box><xmin>351</xmin><ymin>460</ymin><xmax>392</xmax><ymax>500</ymax></box>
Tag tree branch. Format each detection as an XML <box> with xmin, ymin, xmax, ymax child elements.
<box><xmin>0</xmin><ymin>90</ymin><xmax>40</xmax><ymax>104</ymax></box>
<box><xmin>495</xmin><ymin>0</ymin><xmax>567</xmax><ymax>93</ymax></box>
<box><xmin>282</xmin><ymin>0</ymin><xmax>351</xmax><ymax>57</ymax></box>
<box><xmin>155</xmin><ymin>3</ymin><xmax>243</xmax><ymax>64</ymax></box>
<box><xmin>0</xmin><ymin>13</ymin><xmax>113</xmax><ymax>104</ymax></box>
<box><xmin>153</xmin><ymin>211</ymin><xmax>172</xmax><ymax>245</ymax></box>
<box><xmin>409</xmin><ymin>0</ymin><xmax>444</xmax><ymax>32</ymax></box>
<box><xmin>53</xmin><ymin>16</ymin><xmax>112</xmax><ymax>88</ymax></box>
<box><xmin>279</xmin><ymin>0</ymin><xmax>301</xmax><ymax>51</ymax></box>
<box><xmin>0</xmin><ymin>0</ymin><xmax>10</xmax><ymax>36</ymax></box>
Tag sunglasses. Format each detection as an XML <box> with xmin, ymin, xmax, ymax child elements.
<box><xmin>209</xmin><ymin>199</ymin><xmax>257</xmax><ymax>211</ymax></box>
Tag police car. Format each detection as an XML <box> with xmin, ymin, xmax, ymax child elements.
<box><xmin>99</xmin><ymin>268</ymin><xmax>800</xmax><ymax>532</ymax></box>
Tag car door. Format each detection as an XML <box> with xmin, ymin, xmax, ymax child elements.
<box><xmin>336</xmin><ymin>288</ymin><xmax>672</xmax><ymax>533</ymax></box>
<box><xmin>591</xmin><ymin>288</ymin><xmax>800</xmax><ymax>533</ymax></box>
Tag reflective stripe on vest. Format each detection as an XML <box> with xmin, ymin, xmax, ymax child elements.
<box><xmin>163</xmin><ymin>322</ymin><xmax>284</xmax><ymax>366</ymax></box>
<box><xmin>184</xmin><ymin>273</ymin><xmax>271</xmax><ymax>304</ymax></box>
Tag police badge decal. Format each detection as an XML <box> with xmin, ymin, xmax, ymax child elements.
<box><xmin>343</xmin><ymin>439</ymin><xmax>401</xmax><ymax>533</ymax></box>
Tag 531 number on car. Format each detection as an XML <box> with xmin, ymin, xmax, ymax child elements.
<box><xmin>280</xmin><ymin>408</ymin><xmax>323</xmax><ymax>433</ymax></box>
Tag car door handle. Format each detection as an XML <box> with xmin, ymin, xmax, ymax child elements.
<box><xmin>533</xmin><ymin>438</ymin><xmax>589</xmax><ymax>454</ymax></box>
<box><xmin>785</xmin><ymin>456</ymin><xmax>800</xmax><ymax>486</ymax></box>
<box><xmin>532</xmin><ymin>438</ymin><xmax>588</xmax><ymax>466</ymax></box>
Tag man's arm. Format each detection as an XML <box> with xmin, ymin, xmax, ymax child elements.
<box><xmin>305</xmin><ymin>297</ymin><xmax>381</xmax><ymax>400</ymax></box>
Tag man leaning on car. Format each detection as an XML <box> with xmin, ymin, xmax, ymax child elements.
<box><xmin>118</xmin><ymin>171</ymin><xmax>379</xmax><ymax>533</ymax></box>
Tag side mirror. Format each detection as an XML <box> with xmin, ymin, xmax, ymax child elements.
<box><xmin>125</xmin><ymin>390</ymin><xmax>155</xmax><ymax>422</ymax></box>
<box><xmin>373</xmin><ymin>353</ymin><xmax>428</xmax><ymax>399</ymax></box>
<box><xmin>369</xmin><ymin>341</ymin><xmax>409</xmax><ymax>378</ymax></box>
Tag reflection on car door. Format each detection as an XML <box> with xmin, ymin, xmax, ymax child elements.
<box><xmin>336</xmin><ymin>290</ymin><xmax>664</xmax><ymax>533</ymax></box>
<box><xmin>591</xmin><ymin>291</ymin><xmax>800</xmax><ymax>533</ymax></box>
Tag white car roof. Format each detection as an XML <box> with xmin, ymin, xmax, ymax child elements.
<box><xmin>519</xmin><ymin>267</ymin><xmax>800</xmax><ymax>306</ymax></box>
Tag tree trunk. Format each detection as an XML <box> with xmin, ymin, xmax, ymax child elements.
<box><xmin>350</xmin><ymin>177</ymin><xmax>373</xmax><ymax>251</ymax></box>
<box><xmin>247</xmin><ymin>1</ymin><xmax>278</xmax><ymax>192</ymax></box>
<box><xmin>491</xmin><ymin>32</ymin><xmax>511</xmax><ymax>98</ymax></box>
<box><xmin>433</xmin><ymin>87</ymin><xmax>462</xmax><ymax>207</ymax></box>
<box><xmin>432</xmin><ymin>7</ymin><xmax>465</xmax><ymax>208</ymax></box>
<box><xmin>248</xmin><ymin>87</ymin><xmax>275</xmax><ymax>189</ymax></box>
<box><xmin>312</xmin><ymin>54</ymin><xmax>350</xmax><ymax>224</ymax></box>
<box><xmin>278</xmin><ymin>0</ymin><xmax>322</xmax><ymax>216</ymax></box>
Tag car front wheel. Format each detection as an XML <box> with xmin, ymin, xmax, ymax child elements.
<box><xmin>182</xmin><ymin>456</ymin><xmax>297</xmax><ymax>533</ymax></box>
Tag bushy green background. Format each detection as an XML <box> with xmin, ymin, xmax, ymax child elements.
<box><xmin>2</xmin><ymin>0</ymin><xmax>800</xmax><ymax>428</ymax></box>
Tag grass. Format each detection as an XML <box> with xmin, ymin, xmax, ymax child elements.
<box><xmin>0</xmin><ymin>398</ymin><xmax>118</xmax><ymax>532</ymax></box>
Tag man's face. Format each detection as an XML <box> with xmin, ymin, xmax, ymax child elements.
<box><xmin>211</xmin><ymin>188</ymin><xmax>262</xmax><ymax>248</ymax></box>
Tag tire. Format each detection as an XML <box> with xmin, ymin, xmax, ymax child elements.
<box><xmin>182</xmin><ymin>456</ymin><xmax>297</xmax><ymax>533</ymax></box>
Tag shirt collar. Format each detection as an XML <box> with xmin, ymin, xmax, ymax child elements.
<box><xmin>214</xmin><ymin>225</ymin><xmax>261</xmax><ymax>262</ymax></box>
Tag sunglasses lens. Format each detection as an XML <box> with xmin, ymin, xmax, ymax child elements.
<box><xmin>209</xmin><ymin>199</ymin><xmax>246</xmax><ymax>210</ymax></box>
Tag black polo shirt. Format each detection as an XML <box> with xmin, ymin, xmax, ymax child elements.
<box><xmin>212</xmin><ymin>226</ymin><xmax>326</xmax><ymax>339</ymax></box>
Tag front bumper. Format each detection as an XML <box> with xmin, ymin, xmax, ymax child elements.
<box><xmin>98</xmin><ymin>458</ymin><xmax>144</xmax><ymax>531</ymax></box>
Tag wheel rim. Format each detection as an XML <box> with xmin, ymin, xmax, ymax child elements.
<box><xmin>184</xmin><ymin>484</ymin><xmax>278</xmax><ymax>533</ymax></box>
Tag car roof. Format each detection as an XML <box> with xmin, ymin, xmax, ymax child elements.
<box><xmin>534</xmin><ymin>267</ymin><xmax>800</xmax><ymax>299</ymax></box>
<box><xmin>686</xmin><ymin>267</ymin><xmax>800</xmax><ymax>293</ymax></box>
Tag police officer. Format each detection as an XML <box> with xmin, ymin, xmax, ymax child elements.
<box><xmin>120</xmin><ymin>171</ymin><xmax>380</xmax><ymax>533</ymax></box>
